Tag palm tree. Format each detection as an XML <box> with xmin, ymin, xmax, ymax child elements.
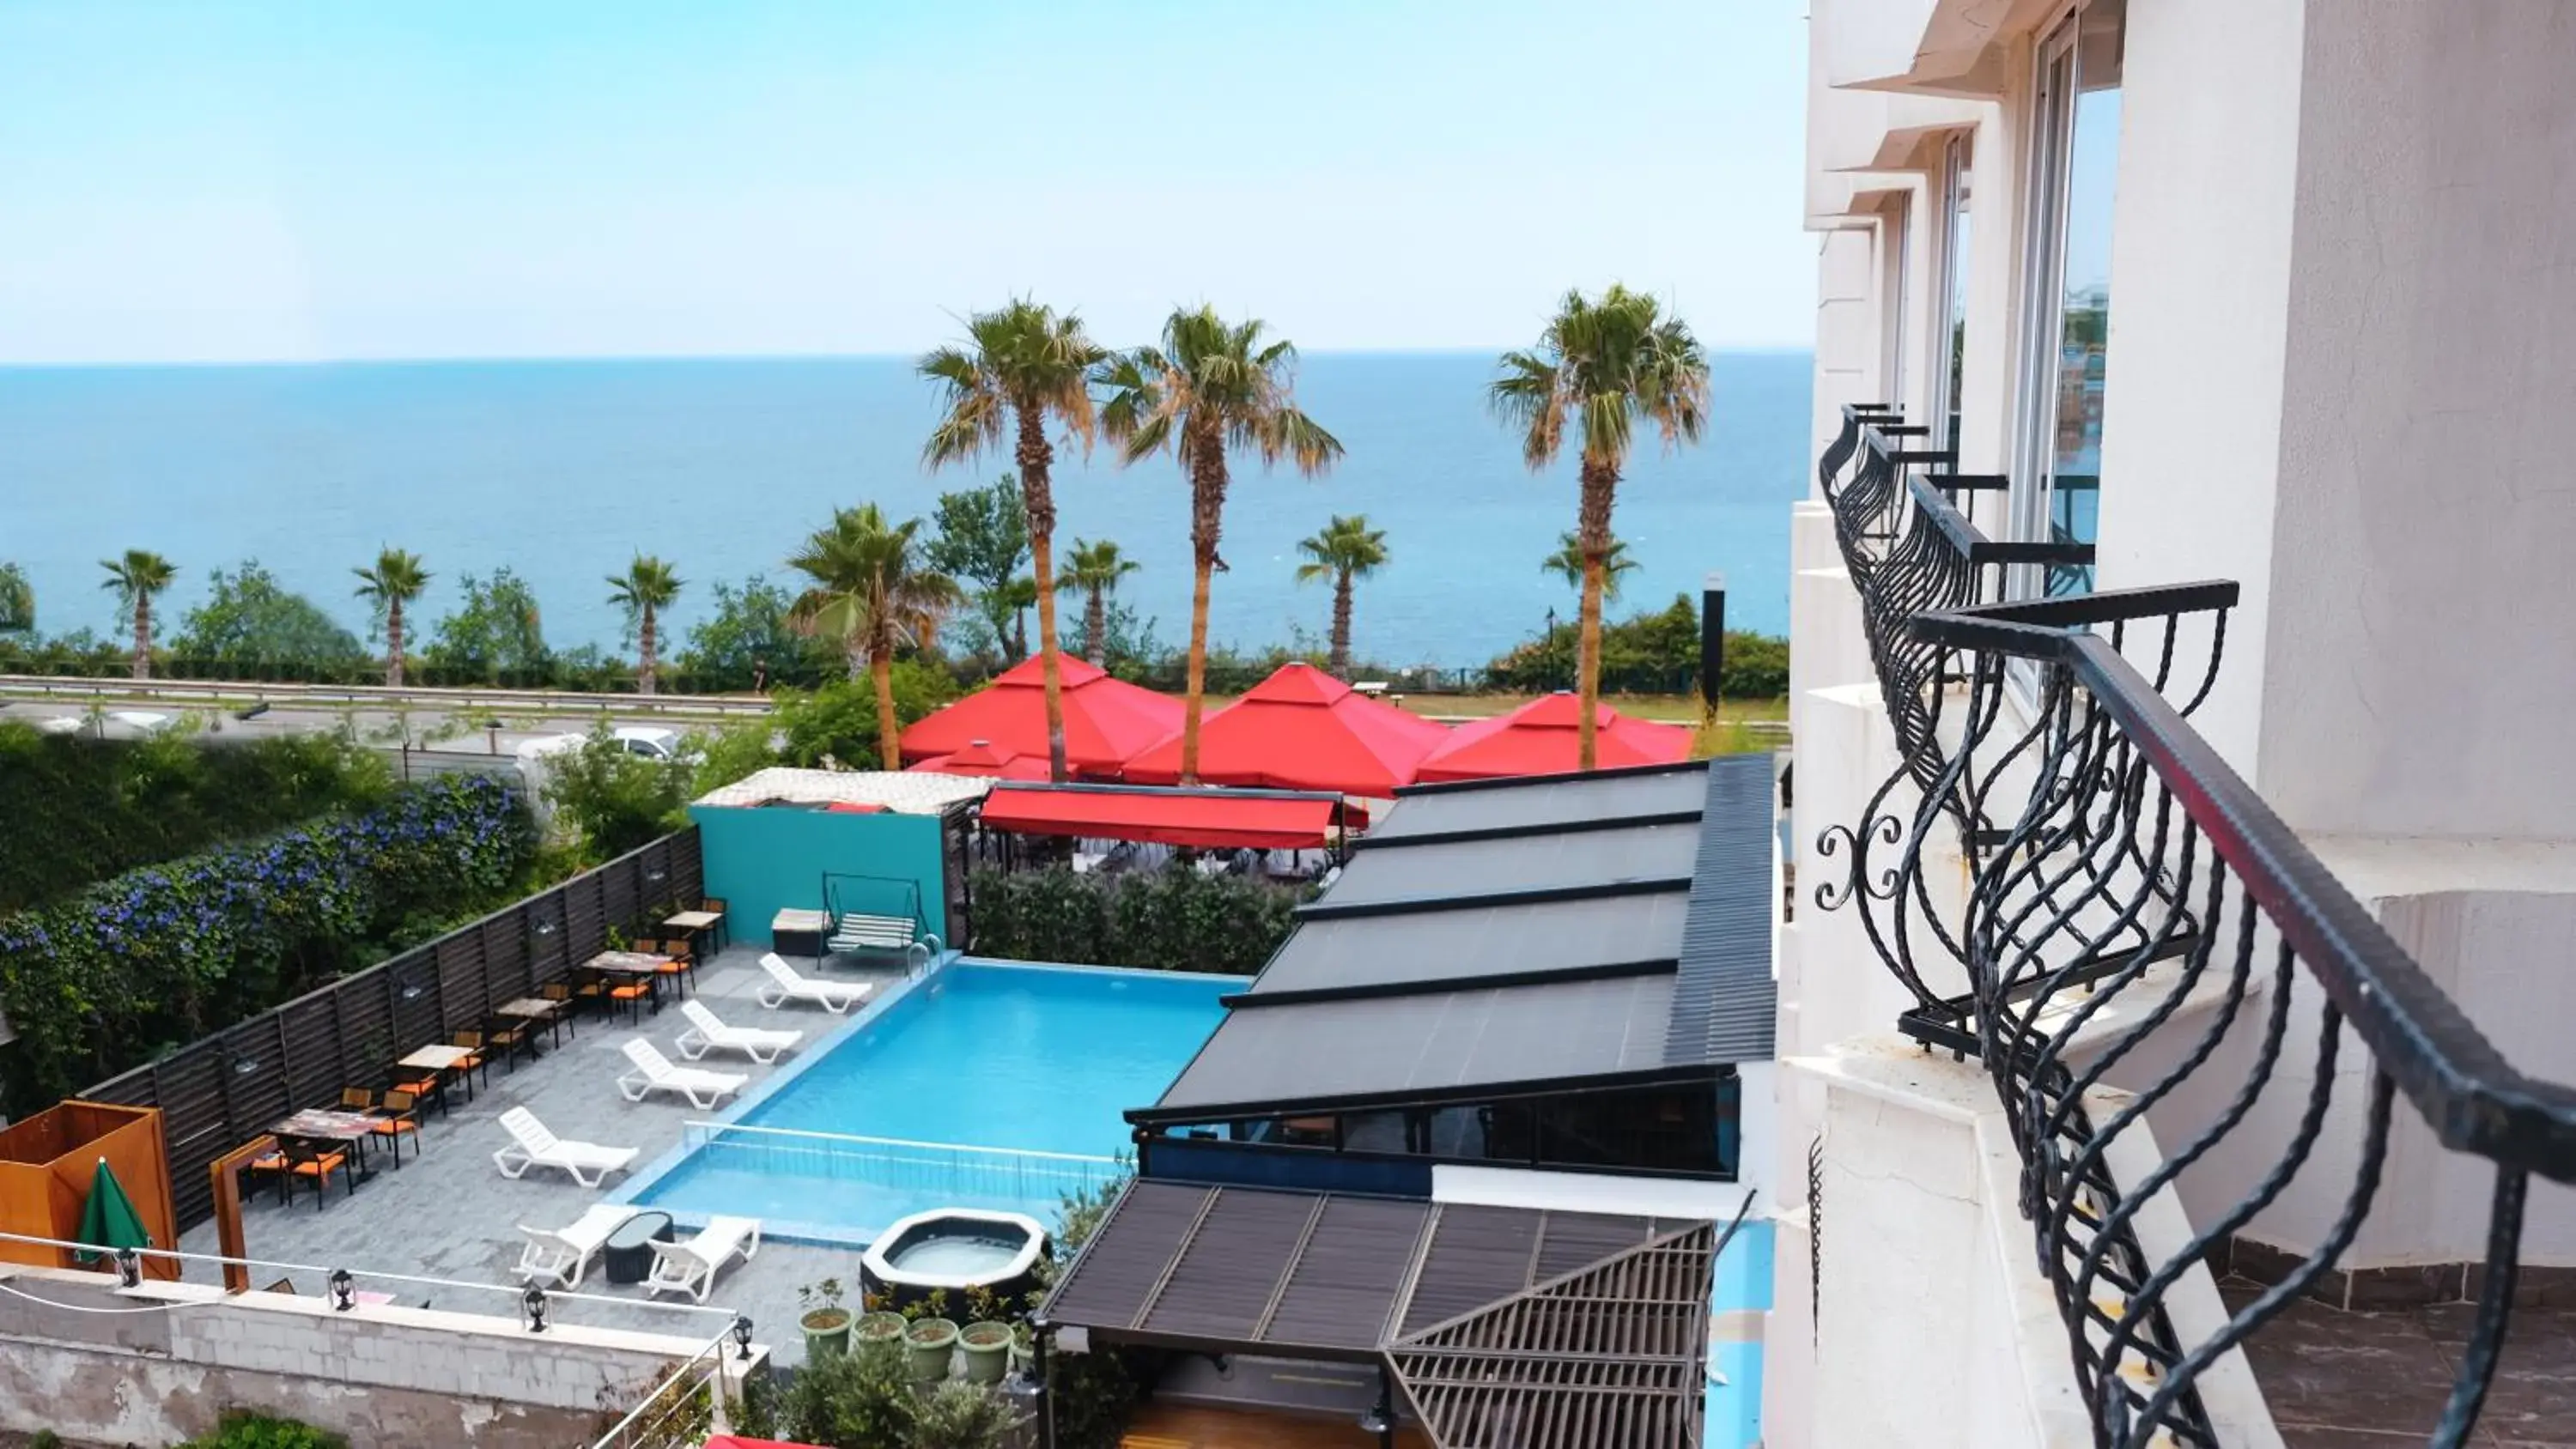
<box><xmin>1055</xmin><ymin>538</ymin><xmax>1139</xmax><ymax>665</ymax></box>
<box><xmin>1099</xmin><ymin>306</ymin><xmax>1344</xmax><ymax>781</ymax></box>
<box><xmin>352</xmin><ymin>548</ymin><xmax>431</xmax><ymax>687</ymax></box>
<box><xmin>1293</xmin><ymin>515</ymin><xmax>1389</xmax><ymax>676</ymax></box>
<box><xmin>786</xmin><ymin>505</ymin><xmax>962</xmax><ymax>766</ymax></box>
<box><xmin>608</xmin><ymin>555</ymin><xmax>684</xmax><ymax>695</ymax></box>
<box><xmin>1492</xmin><ymin>287</ymin><xmax>1710</xmax><ymax>767</ymax></box>
<box><xmin>100</xmin><ymin>550</ymin><xmax>177</xmax><ymax>681</ymax></box>
<box><xmin>0</xmin><ymin>562</ymin><xmax>33</xmax><ymax>635</ymax></box>
<box><xmin>920</xmin><ymin>300</ymin><xmax>1108</xmax><ymax>783</ymax></box>
<box><xmin>1541</xmin><ymin>530</ymin><xmax>1640</xmax><ymax>603</ymax></box>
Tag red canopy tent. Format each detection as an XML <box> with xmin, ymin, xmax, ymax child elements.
<box><xmin>899</xmin><ymin>655</ymin><xmax>1184</xmax><ymax>777</ymax></box>
<box><xmin>1413</xmin><ymin>692</ymin><xmax>1694</xmax><ymax>782</ymax></box>
<box><xmin>978</xmin><ymin>784</ymin><xmax>1344</xmax><ymax>851</ymax></box>
<box><xmin>1120</xmin><ymin>663</ymin><xmax>1451</xmax><ymax>797</ymax></box>
<box><xmin>906</xmin><ymin>738</ymin><xmax>1053</xmax><ymax>781</ymax></box>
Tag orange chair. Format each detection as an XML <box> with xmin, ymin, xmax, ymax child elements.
<box><xmin>264</xmin><ymin>1138</ymin><xmax>351</xmax><ymax>1210</ymax></box>
<box><xmin>483</xmin><ymin>1017</ymin><xmax>529</xmax><ymax>1072</ymax></box>
<box><xmin>368</xmin><ymin>1089</ymin><xmax>423</xmax><ymax>1167</ymax></box>
<box><xmin>700</xmin><ymin>898</ymin><xmax>731</xmax><ymax>952</ymax></box>
<box><xmin>647</xmin><ymin>938</ymin><xmax>696</xmax><ymax>998</ymax></box>
<box><xmin>450</xmin><ymin>1032</ymin><xmax>489</xmax><ymax>1094</ymax></box>
<box><xmin>607</xmin><ymin>974</ymin><xmax>653</xmax><ymax>1024</ymax></box>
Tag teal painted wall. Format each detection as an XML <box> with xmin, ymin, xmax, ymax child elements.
<box><xmin>687</xmin><ymin>805</ymin><xmax>951</xmax><ymax>948</ymax></box>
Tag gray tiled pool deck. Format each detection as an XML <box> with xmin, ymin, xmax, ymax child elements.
<box><xmin>174</xmin><ymin>947</ymin><xmax>913</xmax><ymax>1366</ymax></box>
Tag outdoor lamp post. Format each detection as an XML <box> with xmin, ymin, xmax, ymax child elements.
<box><xmin>329</xmin><ymin>1268</ymin><xmax>355</xmax><ymax>1312</ymax></box>
<box><xmin>522</xmin><ymin>1282</ymin><xmax>549</xmax><ymax>1333</ymax></box>
<box><xmin>732</xmin><ymin>1314</ymin><xmax>755</xmax><ymax>1361</ymax></box>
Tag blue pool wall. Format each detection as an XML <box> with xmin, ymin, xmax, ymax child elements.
<box><xmin>689</xmin><ymin>803</ymin><xmax>951</xmax><ymax>947</ymax></box>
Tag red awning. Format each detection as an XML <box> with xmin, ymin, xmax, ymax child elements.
<box><xmin>901</xmin><ymin>655</ymin><xmax>1183</xmax><ymax>776</ymax></box>
<box><xmin>1120</xmin><ymin>663</ymin><xmax>1451</xmax><ymax>797</ymax></box>
<box><xmin>978</xmin><ymin>785</ymin><xmax>1340</xmax><ymax>851</ymax></box>
<box><xmin>907</xmin><ymin>738</ymin><xmax>1054</xmax><ymax>780</ymax></box>
<box><xmin>1413</xmin><ymin>693</ymin><xmax>1695</xmax><ymax>782</ymax></box>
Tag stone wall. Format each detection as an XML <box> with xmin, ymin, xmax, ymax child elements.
<box><xmin>0</xmin><ymin>1264</ymin><xmax>754</xmax><ymax>1448</ymax></box>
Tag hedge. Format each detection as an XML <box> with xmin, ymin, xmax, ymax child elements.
<box><xmin>966</xmin><ymin>865</ymin><xmax>1306</xmax><ymax>975</ymax></box>
<box><xmin>0</xmin><ymin>724</ymin><xmax>396</xmax><ymax>914</ymax></box>
<box><xmin>0</xmin><ymin>773</ymin><xmax>536</xmax><ymax>1108</ymax></box>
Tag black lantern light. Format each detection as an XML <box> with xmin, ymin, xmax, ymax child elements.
<box><xmin>732</xmin><ymin>1314</ymin><xmax>754</xmax><ymax>1361</ymax></box>
<box><xmin>329</xmin><ymin>1268</ymin><xmax>355</xmax><ymax>1312</ymax></box>
<box><xmin>522</xmin><ymin>1282</ymin><xmax>549</xmax><ymax>1333</ymax></box>
<box><xmin>114</xmin><ymin>1247</ymin><xmax>141</xmax><ymax>1288</ymax></box>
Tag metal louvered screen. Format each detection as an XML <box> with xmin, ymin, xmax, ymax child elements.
<box><xmin>77</xmin><ymin>828</ymin><xmax>701</xmax><ymax>1232</ymax></box>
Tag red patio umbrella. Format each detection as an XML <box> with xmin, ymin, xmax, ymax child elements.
<box><xmin>1121</xmin><ymin>662</ymin><xmax>1451</xmax><ymax>797</ymax></box>
<box><xmin>1413</xmin><ymin>692</ymin><xmax>1693</xmax><ymax>782</ymax></box>
<box><xmin>899</xmin><ymin>654</ymin><xmax>1183</xmax><ymax>777</ymax></box>
<box><xmin>906</xmin><ymin>738</ymin><xmax>1053</xmax><ymax>781</ymax></box>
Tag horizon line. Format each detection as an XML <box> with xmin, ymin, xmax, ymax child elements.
<box><xmin>0</xmin><ymin>343</ymin><xmax>1819</xmax><ymax>372</ymax></box>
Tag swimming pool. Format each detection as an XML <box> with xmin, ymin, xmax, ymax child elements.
<box><xmin>626</xmin><ymin>960</ymin><xmax>1236</xmax><ymax>1243</ymax></box>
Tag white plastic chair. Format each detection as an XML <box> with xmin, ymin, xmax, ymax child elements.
<box><xmin>643</xmin><ymin>1215</ymin><xmax>762</xmax><ymax>1301</ymax></box>
<box><xmin>490</xmin><ymin>1106</ymin><xmax>639</xmax><ymax>1188</ymax></box>
<box><xmin>616</xmin><ymin>1039</ymin><xmax>747</xmax><ymax>1110</ymax></box>
<box><xmin>674</xmin><ymin>999</ymin><xmax>803</xmax><ymax>1064</ymax></box>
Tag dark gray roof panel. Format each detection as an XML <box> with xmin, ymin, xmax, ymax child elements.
<box><xmin>1247</xmin><ymin>892</ymin><xmax>1690</xmax><ymax>997</ymax></box>
<box><xmin>1321</xmin><ymin>822</ymin><xmax>1702</xmax><ymax>906</ymax></box>
<box><xmin>1666</xmin><ymin>755</ymin><xmax>1779</xmax><ymax>1065</ymax></box>
<box><xmin>1371</xmin><ymin>764</ymin><xmax>1710</xmax><ymax>841</ymax></box>
<box><xmin>1153</xmin><ymin>973</ymin><xmax>1677</xmax><ymax>1114</ymax></box>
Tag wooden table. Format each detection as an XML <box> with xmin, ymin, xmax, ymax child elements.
<box><xmin>586</xmin><ymin>950</ymin><xmax>675</xmax><ymax>1018</ymax></box>
<box><xmin>397</xmin><ymin>1044</ymin><xmax>478</xmax><ymax>1112</ymax></box>
<box><xmin>664</xmin><ymin>908</ymin><xmax>725</xmax><ymax>955</ymax></box>
<box><xmin>268</xmin><ymin>1109</ymin><xmax>382</xmax><ymax>1191</ymax></box>
<box><xmin>496</xmin><ymin>996</ymin><xmax>570</xmax><ymax>1050</ymax></box>
<box><xmin>772</xmin><ymin>908</ymin><xmax>829</xmax><ymax>962</ymax></box>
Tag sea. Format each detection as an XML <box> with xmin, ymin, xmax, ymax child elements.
<box><xmin>0</xmin><ymin>351</ymin><xmax>1812</xmax><ymax>668</ymax></box>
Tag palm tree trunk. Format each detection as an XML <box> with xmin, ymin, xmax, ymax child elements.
<box><xmin>871</xmin><ymin>648</ymin><xmax>901</xmax><ymax>768</ymax></box>
<box><xmin>1576</xmin><ymin>462</ymin><xmax>1618</xmax><ymax>770</ymax></box>
<box><xmin>1182</xmin><ymin>555</ymin><xmax>1212</xmax><ymax>785</ymax></box>
<box><xmin>1330</xmin><ymin>572</ymin><xmax>1353</xmax><ymax>676</ymax></box>
<box><xmin>131</xmin><ymin>596</ymin><xmax>151</xmax><ymax>681</ymax></box>
<box><xmin>1084</xmin><ymin>587</ymin><xmax>1108</xmax><ymax>667</ymax></box>
<box><xmin>1020</xmin><ymin>409</ymin><xmax>1072</xmax><ymax>783</ymax></box>
<box><xmin>386</xmin><ymin>601</ymin><xmax>406</xmax><ymax>688</ymax></box>
<box><xmin>638</xmin><ymin>603</ymin><xmax>658</xmax><ymax>695</ymax></box>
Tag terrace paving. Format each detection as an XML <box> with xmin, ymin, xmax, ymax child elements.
<box><xmin>174</xmin><ymin>947</ymin><xmax>912</xmax><ymax>1367</ymax></box>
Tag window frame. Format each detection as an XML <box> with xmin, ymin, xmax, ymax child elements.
<box><xmin>1929</xmin><ymin>131</ymin><xmax>1975</xmax><ymax>460</ymax></box>
<box><xmin>2010</xmin><ymin>12</ymin><xmax>2084</xmax><ymax>589</ymax></box>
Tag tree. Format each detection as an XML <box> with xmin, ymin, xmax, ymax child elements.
<box><xmin>1292</xmin><ymin>514</ymin><xmax>1388</xmax><ymax>676</ymax></box>
<box><xmin>677</xmin><ymin>575</ymin><xmax>812</xmax><ymax>691</ymax></box>
<box><xmin>1098</xmin><ymin>306</ymin><xmax>1343</xmax><ymax>782</ymax></box>
<box><xmin>172</xmin><ymin>561</ymin><xmax>368</xmax><ymax>670</ymax></box>
<box><xmin>923</xmin><ymin>476</ymin><xmax>1032</xmax><ymax>664</ymax></box>
<box><xmin>422</xmin><ymin>569</ymin><xmax>550</xmax><ymax>682</ymax></box>
<box><xmin>541</xmin><ymin>724</ymin><xmax>690</xmax><ymax>861</ymax></box>
<box><xmin>1055</xmin><ymin>538</ymin><xmax>1140</xmax><ymax>666</ymax></box>
<box><xmin>770</xmin><ymin>664</ymin><xmax>958</xmax><ymax>771</ymax></box>
<box><xmin>1541</xmin><ymin>530</ymin><xmax>1641</xmax><ymax>603</ymax></box>
<box><xmin>606</xmin><ymin>555</ymin><xmax>683</xmax><ymax>695</ymax></box>
<box><xmin>786</xmin><ymin>505</ymin><xmax>963</xmax><ymax>767</ymax></box>
<box><xmin>1492</xmin><ymin>286</ymin><xmax>1710</xmax><ymax>767</ymax></box>
<box><xmin>920</xmin><ymin>300</ymin><xmax>1109</xmax><ymax>783</ymax></box>
<box><xmin>100</xmin><ymin>550</ymin><xmax>177</xmax><ymax>681</ymax></box>
<box><xmin>352</xmin><ymin>549</ymin><xmax>431</xmax><ymax>686</ymax></box>
<box><xmin>0</xmin><ymin>562</ymin><xmax>33</xmax><ymax>635</ymax></box>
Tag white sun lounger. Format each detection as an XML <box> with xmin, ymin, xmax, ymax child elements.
<box><xmin>491</xmin><ymin>1106</ymin><xmax>640</xmax><ymax>1187</ymax></box>
<box><xmin>756</xmin><ymin>952</ymin><xmax>872</xmax><ymax>1014</ymax></box>
<box><xmin>643</xmin><ymin>1214</ymin><xmax>762</xmax><ymax>1301</ymax></box>
<box><xmin>674</xmin><ymin>999</ymin><xmax>803</xmax><ymax>1064</ymax></box>
<box><xmin>514</xmin><ymin>1203</ymin><xmax>639</xmax><ymax>1288</ymax></box>
<box><xmin>617</xmin><ymin>1039</ymin><xmax>748</xmax><ymax>1110</ymax></box>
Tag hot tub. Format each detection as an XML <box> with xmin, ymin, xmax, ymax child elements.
<box><xmin>860</xmin><ymin>1208</ymin><xmax>1049</xmax><ymax>1312</ymax></box>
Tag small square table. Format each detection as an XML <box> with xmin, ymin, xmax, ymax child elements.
<box><xmin>586</xmin><ymin>949</ymin><xmax>676</xmax><ymax>1019</ymax></box>
<box><xmin>269</xmin><ymin>1108</ymin><xmax>384</xmax><ymax>1189</ymax></box>
<box><xmin>772</xmin><ymin>908</ymin><xmax>829</xmax><ymax>963</ymax></box>
<box><xmin>397</xmin><ymin>1044</ymin><xmax>478</xmax><ymax>1113</ymax></box>
<box><xmin>664</xmin><ymin>908</ymin><xmax>725</xmax><ymax>956</ymax></box>
<box><xmin>496</xmin><ymin>996</ymin><xmax>571</xmax><ymax>1051</ymax></box>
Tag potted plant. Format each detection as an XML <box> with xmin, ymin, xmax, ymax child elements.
<box><xmin>799</xmin><ymin>1277</ymin><xmax>852</xmax><ymax>1359</ymax></box>
<box><xmin>957</xmin><ymin>1319</ymin><xmax>1014</xmax><ymax>1385</ymax></box>
<box><xmin>904</xmin><ymin>1314</ymin><xmax>960</xmax><ymax>1383</ymax></box>
<box><xmin>855</xmin><ymin>1305</ymin><xmax>908</xmax><ymax>1348</ymax></box>
<box><xmin>1010</xmin><ymin>1319</ymin><xmax>1036</xmax><ymax>1375</ymax></box>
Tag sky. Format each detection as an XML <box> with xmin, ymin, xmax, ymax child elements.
<box><xmin>0</xmin><ymin>0</ymin><xmax>1814</xmax><ymax>363</ymax></box>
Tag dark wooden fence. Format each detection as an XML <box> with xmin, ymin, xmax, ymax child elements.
<box><xmin>84</xmin><ymin>829</ymin><xmax>702</xmax><ymax>1230</ymax></box>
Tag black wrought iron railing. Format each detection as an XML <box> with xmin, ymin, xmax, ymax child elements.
<box><xmin>1805</xmin><ymin>409</ymin><xmax>2576</xmax><ymax>1448</ymax></box>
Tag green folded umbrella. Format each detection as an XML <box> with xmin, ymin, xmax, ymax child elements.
<box><xmin>75</xmin><ymin>1157</ymin><xmax>151</xmax><ymax>1265</ymax></box>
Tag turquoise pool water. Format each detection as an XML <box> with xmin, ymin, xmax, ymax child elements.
<box><xmin>1708</xmin><ymin>1218</ymin><xmax>1775</xmax><ymax>1449</ymax></box>
<box><xmin>629</xmin><ymin>961</ymin><xmax>1235</xmax><ymax>1241</ymax></box>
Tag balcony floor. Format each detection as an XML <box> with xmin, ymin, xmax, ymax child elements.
<box><xmin>2226</xmin><ymin>1280</ymin><xmax>2576</xmax><ymax>1446</ymax></box>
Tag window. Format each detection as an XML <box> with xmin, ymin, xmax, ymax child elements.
<box><xmin>2013</xmin><ymin>0</ymin><xmax>2123</xmax><ymax>597</ymax></box>
<box><xmin>1931</xmin><ymin>134</ymin><xmax>1975</xmax><ymax>458</ymax></box>
<box><xmin>1886</xmin><ymin>195</ymin><xmax>1911</xmax><ymax>415</ymax></box>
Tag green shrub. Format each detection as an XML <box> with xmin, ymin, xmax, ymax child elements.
<box><xmin>908</xmin><ymin>1381</ymin><xmax>1014</xmax><ymax>1449</ymax></box>
<box><xmin>784</xmin><ymin>1337</ymin><xmax>916</xmax><ymax>1447</ymax></box>
<box><xmin>965</xmin><ymin>864</ymin><xmax>1304</xmax><ymax>974</ymax></box>
<box><xmin>772</xmin><ymin>663</ymin><xmax>959</xmax><ymax>771</ymax></box>
<box><xmin>1481</xmin><ymin>591</ymin><xmax>1789</xmax><ymax>699</ymax></box>
<box><xmin>541</xmin><ymin>726</ymin><xmax>691</xmax><ymax>863</ymax></box>
<box><xmin>0</xmin><ymin>726</ymin><xmax>395</xmax><ymax>913</ymax></box>
<box><xmin>179</xmin><ymin>1411</ymin><xmax>348</xmax><ymax>1449</ymax></box>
